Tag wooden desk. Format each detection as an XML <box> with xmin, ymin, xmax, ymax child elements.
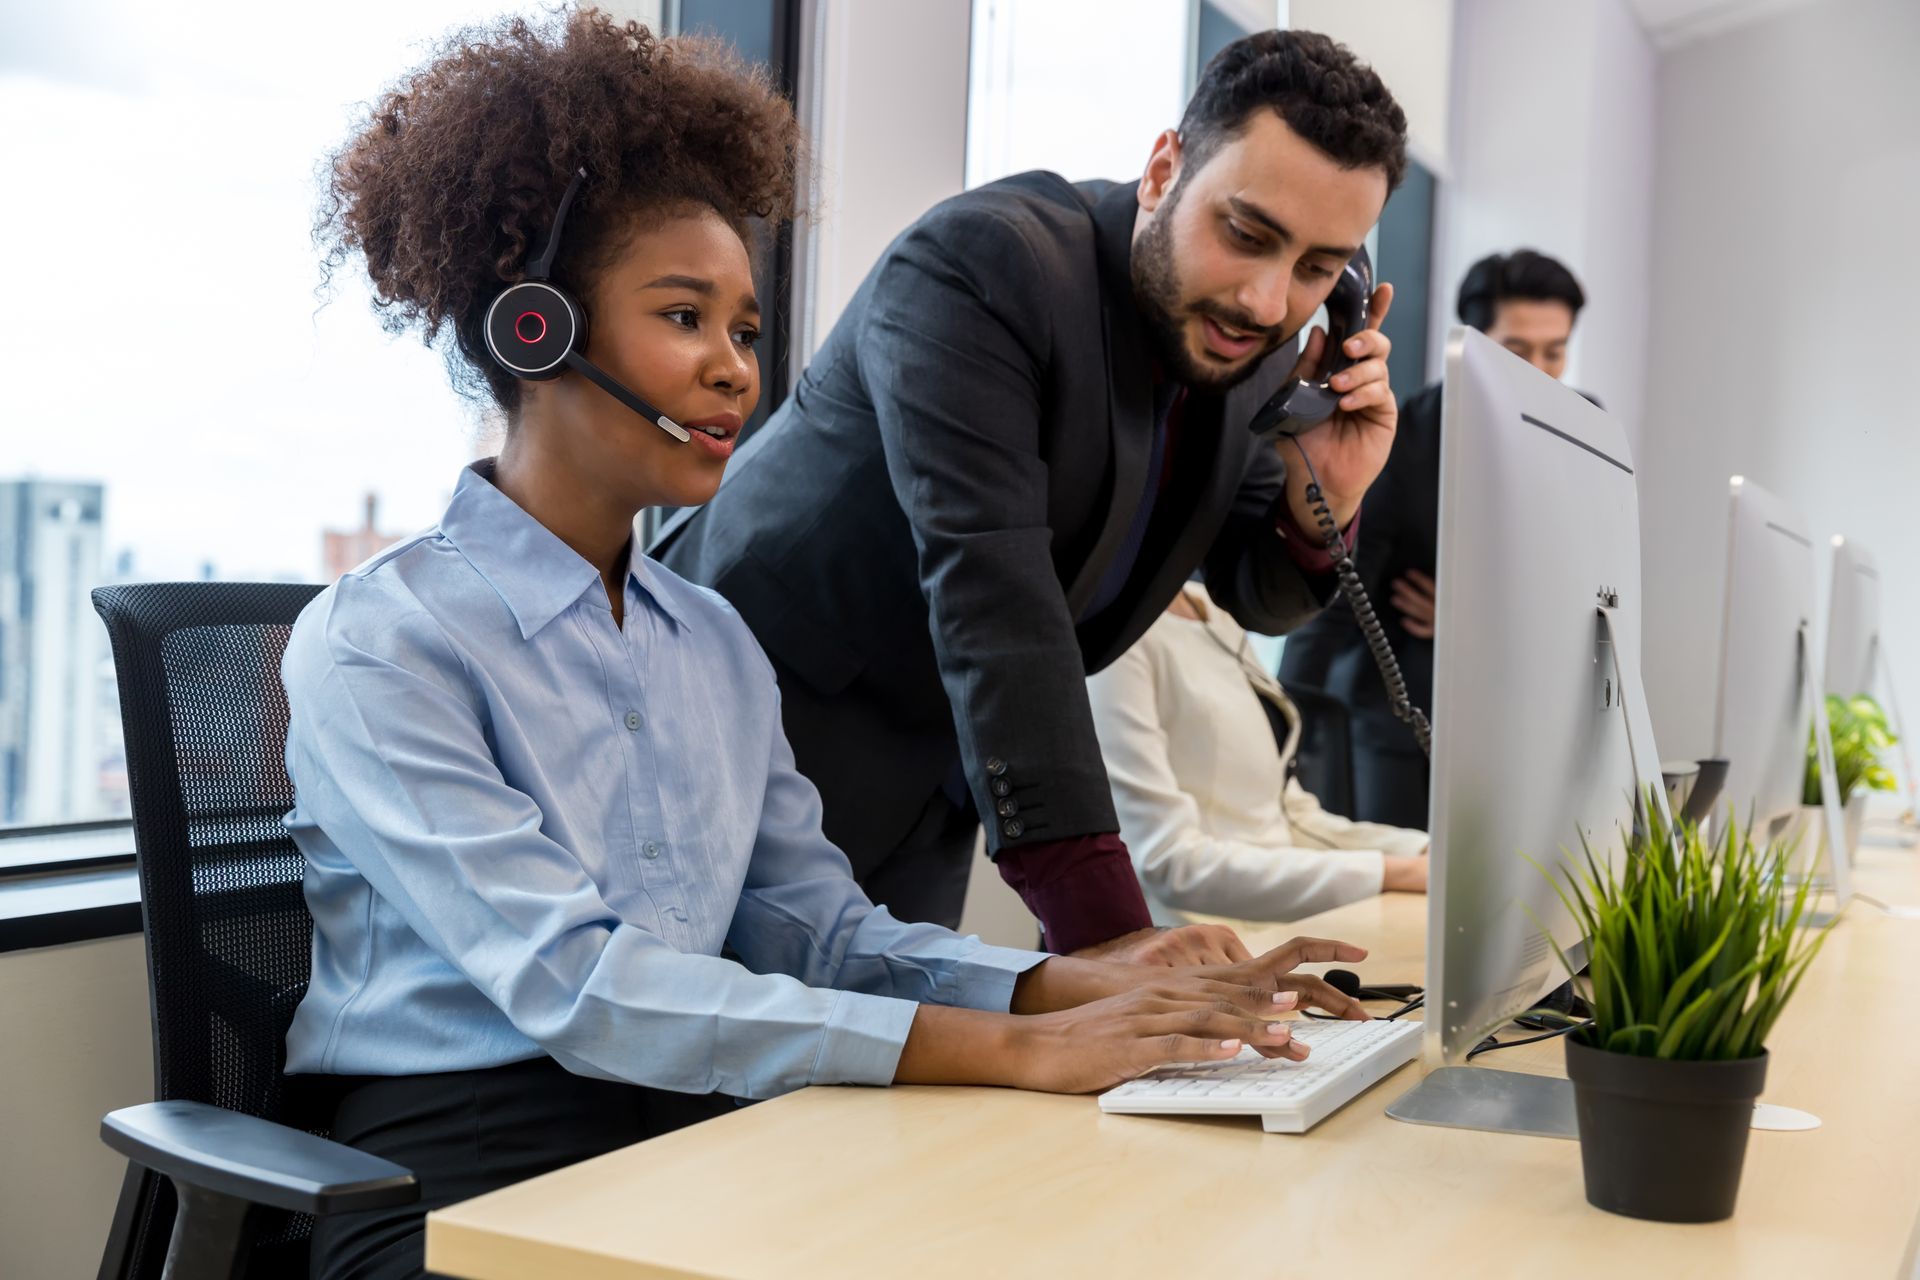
<box><xmin>427</xmin><ymin>849</ymin><xmax>1920</xmax><ymax>1280</ymax></box>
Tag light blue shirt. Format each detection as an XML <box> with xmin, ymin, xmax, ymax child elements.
<box><xmin>282</xmin><ymin>461</ymin><xmax>1044</xmax><ymax>1099</ymax></box>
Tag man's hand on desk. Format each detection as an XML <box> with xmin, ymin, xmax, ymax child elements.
<box><xmin>1068</xmin><ymin>923</ymin><xmax>1252</xmax><ymax>967</ymax></box>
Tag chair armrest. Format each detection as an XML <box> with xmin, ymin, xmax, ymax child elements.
<box><xmin>101</xmin><ymin>1101</ymin><xmax>417</xmax><ymax>1216</ymax></box>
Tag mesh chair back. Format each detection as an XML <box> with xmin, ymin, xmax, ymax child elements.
<box><xmin>92</xmin><ymin>581</ymin><xmax>324</xmax><ymax>1279</ymax></box>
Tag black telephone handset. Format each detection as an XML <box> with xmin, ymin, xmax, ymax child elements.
<box><xmin>1248</xmin><ymin>244</ymin><xmax>1374</xmax><ymax>438</ymax></box>
<box><xmin>1245</xmin><ymin>244</ymin><xmax>1432</xmax><ymax>757</ymax></box>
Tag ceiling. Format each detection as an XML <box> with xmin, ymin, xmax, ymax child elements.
<box><xmin>1625</xmin><ymin>0</ymin><xmax>1830</xmax><ymax>50</ymax></box>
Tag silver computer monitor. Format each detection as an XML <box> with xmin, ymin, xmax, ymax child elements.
<box><xmin>1824</xmin><ymin>538</ymin><xmax>1880</xmax><ymax>699</ymax></box>
<box><xmin>1824</xmin><ymin>537</ymin><xmax>1918</xmax><ymax>825</ymax></box>
<box><xmin>1419</xmin><ymin>327</ymin><xmax>1654</xmax><ymax>1072</ymax></box>
<box><xmin>1710</xmin><ymin>477</ymin><xmax>1817</xmax><ymax>841</ymax></box>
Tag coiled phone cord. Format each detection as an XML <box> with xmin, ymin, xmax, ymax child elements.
<box><xmin>1284</xmin><ymin>436</ymin><xmax>1432</xmax><ymax>758</ymax></box>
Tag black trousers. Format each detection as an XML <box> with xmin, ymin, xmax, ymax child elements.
<box><xmin>306</xmin><ymin>1057</ymin><xmax>732</xmax><ymax>1280</ymax></box>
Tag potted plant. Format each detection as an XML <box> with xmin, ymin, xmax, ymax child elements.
<box><xmin>1791</xmin><ymin>693</ymin><xmax>1899</xmax><ymax>877</ymax></box>
<box><xmin>1543</xmin><ymin>803</ymin><xmax>1831</xmax><ymax>1223</ymax></box>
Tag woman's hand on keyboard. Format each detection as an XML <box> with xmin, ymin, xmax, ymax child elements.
<box><xmin>896</xmin><ymin>979</ymin><xmax>1309</xmax><ymax>1093</ymax></box>
<box><xmin>1000</xmin><ymin>979</ymin><xmax>1313</xmax><ymax>1094</ymax></box>
<box><xmin>1197</xmin><ymin>936</ymin><xmax>1374</xmax><ymax>1022</ymax></box>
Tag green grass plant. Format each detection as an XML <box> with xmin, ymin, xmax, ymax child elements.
<box><xmin>1538</xmin><ymin>801</ymin><xmax>1832</xmax><ymax>1061</ymax></box>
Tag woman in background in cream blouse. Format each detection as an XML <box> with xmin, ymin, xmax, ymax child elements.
<box><xmin>1087</xmin><ymin>582</ymin><xmax>1429</xmax><ymax>929</ymax></box>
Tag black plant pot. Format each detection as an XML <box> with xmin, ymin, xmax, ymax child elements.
<box><xmin>1564</xmin><ymin>1037</ymin><xmax>1768</xmax><ymax>1223</ymax></box>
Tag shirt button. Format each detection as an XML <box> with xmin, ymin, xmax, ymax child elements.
<box><xmin>996</xmin><ymin>799</ymin><xmax>1018</xmax><ymax>818</ymax></box>
<box><xmin>1002</xmin><ymin>818</ymin><xmax>1025</xmax><ymax>839</ymax></box>
<box><xmin>985</xmin><ymin>757</ymin><xmax>1008</xmax><ymax>777</ymax></box>
<box><xmin>990</xmin><ymin>778</ymin><xmax>1012</xmax><ymax>797</ymax></box>
<box><xmin>625</xmin><ymin>710</ymin><xmax>642</xmax><ymax>731</ymax></box>
<box><xmin>643</xmin><ymin>842</ymin><xmax>662</xmax><ymax>859</ymax></box>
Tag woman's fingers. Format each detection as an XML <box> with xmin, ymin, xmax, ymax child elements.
<box><xmin>1278</xmin><ymin>974</ymin><xmax>1372</xmax><ymax>1020</ymax></box>
<box><xmin>1182</xmin><ymin>979</ymin><xmax>1302</xmax><ymax>1016</ymax></box>
<box><xmin>1129</xmin><ymin>1035</ymin><xmax>1248</xmax><ymax>1075</ymax></box>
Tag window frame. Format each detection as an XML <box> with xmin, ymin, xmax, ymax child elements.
<box><xmin>3</xmin><ymin>0</ymin><xmax>803</xmax><ymax>933</ymax></box>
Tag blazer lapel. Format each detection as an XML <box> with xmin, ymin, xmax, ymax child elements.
<box><xmin>1064</xmin><ymin>183</ymin><xmax>1157</xmax><ymax>618</ymax></box>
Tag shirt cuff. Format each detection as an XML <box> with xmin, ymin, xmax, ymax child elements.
<box><xmin>996</xmin><ymin>833</ymin><xmax>1154</xmax><ymax>954</ymax></box>
<box><xmin>1275</xmin><ymin>500</ymin><xmax>1361</xmax><ymax>575</ymax></box>
<box><xmin>1373</xmin><ymin>827</ymin><xmax>1431</xmax><ymax>858</ymax></box>
<box><xmin>1352</xmin><ymin>848</ymin><xmax>1389</xmax><ymax>896</ymax></box>
<box><xmin>951</xmin><ymin>944</ymin><xmax>1050</xmax><ymax>1013</ymax></box>
<box><xmin>809</xmin><ymin>990</ymin><xmax>919</xmax><ymax>1087</ymax></box>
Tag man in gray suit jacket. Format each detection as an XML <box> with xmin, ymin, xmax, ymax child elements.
<box><xmin>658</xmin><ymin>31</ymin><xmax>1409</xmax><ymax>956</ymax></box>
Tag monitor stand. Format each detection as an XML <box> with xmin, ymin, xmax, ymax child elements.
<box><xmin>1875</xmin><ymin>641</ymin><xmax>1920</xmax><ymax>837</ymax></box>
<box><xmin>1803</xmin><ymin>623</ymin><xmax>1853</xmax><ymax>926</ymax></box>
<box><xmin>1385</xmin><ymin>1066</ymin><xmax>1576</xmax><ymax>1138</ymax></box>
<box><xmin>1386</xmin><ymin>605</ymin><xmax>1666</xmax><ymax>1138</ymax></box>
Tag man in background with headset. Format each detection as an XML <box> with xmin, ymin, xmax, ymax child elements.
<box><xmin>658</xmin><ymin>31</ymin><xmax>1410</xmax><ymax>959</ymax></box>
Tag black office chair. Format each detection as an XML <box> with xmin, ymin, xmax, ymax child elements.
<box><xmin>92</xmin><ymin>583</ymin><xmax>416</xmax><ymax>1280</ymax></box>
<box><xmin>1263</xmin><ymin>681</ymin><xmax>1358</xmax><ymax>820</ymax></box>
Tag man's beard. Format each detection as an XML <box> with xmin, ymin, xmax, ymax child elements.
<box><xmin>1132</xmin><ymin>200</ymin><xmax>1291</xmax><ymax>392</ymax></box>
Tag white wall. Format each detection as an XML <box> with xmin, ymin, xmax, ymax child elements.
<box><xmin>966</xmin><ymin>0</ymin><xmax>1190</xmax><ymax>191</ymax></box>
<box><xmin>1430</xmin><ymin>0</ymin><xmax>1657</xmax><ymax>458</ymax></box>
<box><xmin>1637</xmin><ymin>0</ymin><xmax>1920</xmax><ymax>763</ymax></box>
<box><xmin>0</xmin><ymin>934</ymin><xmax>153</xmax><ymax>1280</ymax></box>
<box><xmin>792</xmin><ymin>0</ymin><xmax>972</xmax><ymax>359</ymax></box>
<box><xmin>1290</xmin><ymin>0</ymin><xmax>1454</xmax><ymax>175</ymax></box>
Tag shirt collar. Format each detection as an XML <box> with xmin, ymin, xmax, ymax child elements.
<box><xmin>439</xmin><ymin>460</ymin><xmax>691</xmax><ymax>640</ymax></box>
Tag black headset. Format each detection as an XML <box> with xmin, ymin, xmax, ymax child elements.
<box><xmin>483</xmin><ymin>167</ymin><xmax>691</xmax><ymax>443</ymax></box>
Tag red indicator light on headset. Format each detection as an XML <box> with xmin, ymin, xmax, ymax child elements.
<box><xmin>513</xmin><ymin>311</ymin><xmax>547</xmax><ymax>344</ymax></box>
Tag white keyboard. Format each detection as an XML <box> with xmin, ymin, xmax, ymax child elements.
<box><xmin>1098</xmin><ymin>1018</ymin><xmax>1422</xmax><ymax>1133</ymax></box>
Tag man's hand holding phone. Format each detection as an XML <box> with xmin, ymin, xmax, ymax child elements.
<box><xmin>1282</xmin><ymin>281</ymin><xmax>1398</xmax><ymax>533</ymax></box>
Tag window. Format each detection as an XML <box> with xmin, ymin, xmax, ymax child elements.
<box><xmin>966</xmin><ymin>0</ymin><xmax>1193</xmax><ymax>190</ymax></box>
<box><xmin>1</xmin><ymin>0</ymin><xmax>804</xmax><ymax>852</ymax></box>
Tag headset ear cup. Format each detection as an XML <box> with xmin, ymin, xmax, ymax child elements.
<box><xmin>485</xmin><ymin>281</ymin><xmax>581</xmax><ymax>379</ymax></box>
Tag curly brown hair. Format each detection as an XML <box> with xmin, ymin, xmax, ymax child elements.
<box><xmin>318</xmin><ymin>7</ymin><xmax>801</xmax><ymax>412</ymax></box>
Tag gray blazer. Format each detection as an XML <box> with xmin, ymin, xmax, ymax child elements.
<box><xmin>656</xmin><ymin>174</ymin><xmax>1327</xmax><ymax>876</ymax></box>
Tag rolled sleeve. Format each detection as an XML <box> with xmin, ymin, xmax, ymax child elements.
<box><xmin>812</xmin><ymin>991</ymin><xmax>921</xmax><ymax>1087</ymax></box>
<box><xmin>951</xmin><ymin>944</ymin><xmax>1048</xmax><ymax>1013</ymax></box>
<box><xmin>1274</xmin><ymin>500</ymin><xmax>1361</xmax><ymax>576</ymax></box>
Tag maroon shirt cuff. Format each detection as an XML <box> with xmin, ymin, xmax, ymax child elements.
<box><xmin>995</xmin><ymin>832</ymin><xmax>1153</xmax><ymax>954</ymax></box>
<box><xmin>1274</xmin><ymin>500</ymin><xmax>1361</xmax><ymax>575</ymax></box>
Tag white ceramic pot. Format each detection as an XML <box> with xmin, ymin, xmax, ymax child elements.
<box><xmin>1784</xmin><ymin>805</ymin><xmax>1827</xmax><ymax>882</ymax></box>
<box><xmin>1845</xmin><ymin>791</ymin><xmax>1868</xmax><ymax>862</ymax></box>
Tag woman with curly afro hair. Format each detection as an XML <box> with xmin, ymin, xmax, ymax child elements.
<box><xmin>288</xmin><ymin>11</ymin><xmax>1338</xmax><ymax>1274</ymax></box>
